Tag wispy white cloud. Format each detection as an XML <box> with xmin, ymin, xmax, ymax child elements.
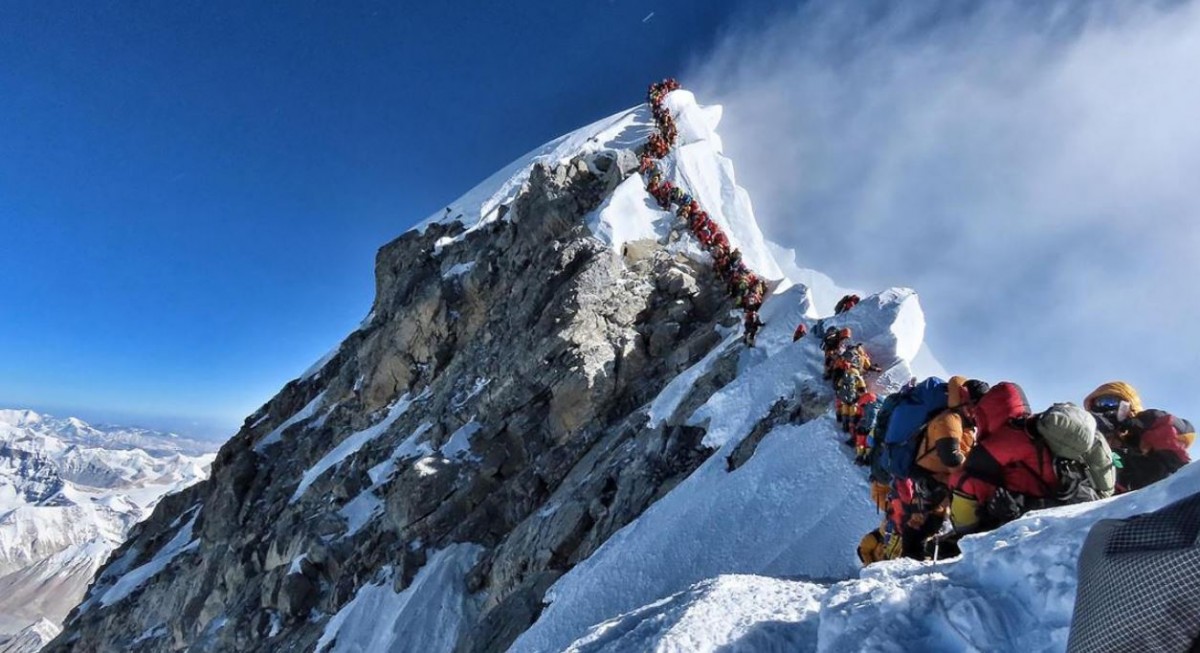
<box><xmin>687</xmin><ymin>0</ymin><xmax>1200</xmax><ymax>414</ymax></box>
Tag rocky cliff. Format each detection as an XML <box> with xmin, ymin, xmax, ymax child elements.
<box><xmin>47</xmin><ymin>91</ymin><xmax>925</xmax><ymax>653</ymax></box>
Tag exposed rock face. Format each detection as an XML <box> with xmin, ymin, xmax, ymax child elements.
<box><xmin>48</xmin><ymin>147</ymin><xmax>776</xmax><ymax>652</ymax></box>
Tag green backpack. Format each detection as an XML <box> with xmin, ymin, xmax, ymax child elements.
<box><xmin>1036</xmin><ymin>403</ymin><xmax>1116</xmax><ymax>498</ymax></box>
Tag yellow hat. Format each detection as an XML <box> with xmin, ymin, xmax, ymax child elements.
<box><xmin>1084</xmin><ymin>382</ymin><xmax>1144</xmax><ymax>415</ymax></box>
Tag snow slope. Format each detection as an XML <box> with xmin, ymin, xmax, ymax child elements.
<box><xmin>315</xmin><ymin>544</ymin><xmax>484</xmax><ymax>653</ymax></box>
<box><xmin>414</xmin><ymin>104</ymin><xmax>656</xmax><ymax>246</ymax></box>
<box><xmin>0</xmin><ymin>410</ymin><xmax>214</xmax><ymax>650</ymax></box>
<box><xmin>510</xmin><ymin>286</ymin><xmax>925</xmax><ymax>653</ymax></box>
<box><xmin>555</xmin><ymin>458</ymin><xmax>1200</xmax><ymax>653</ymax></box>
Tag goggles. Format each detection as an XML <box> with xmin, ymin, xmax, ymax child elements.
<box><xmin>1090</xmin><ymin>395</ymin><xmax>1124</xmax><ymax>412</ymax></box>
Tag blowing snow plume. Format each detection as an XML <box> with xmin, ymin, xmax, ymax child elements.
<box><xmin>687</xmin><ymin>0</ymin><xmax>1200</xmax><ymax>416</ymax></box>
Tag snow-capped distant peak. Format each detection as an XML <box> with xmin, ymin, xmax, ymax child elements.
<box><xmin>0</xmin><ymin>410</ymin><xmax>42</xmax><ymax>429</ymax></box>
<box><xmin>0</xmin><ymin>408</ymin><xmax>216</xmax><ymax>646</ymax></box>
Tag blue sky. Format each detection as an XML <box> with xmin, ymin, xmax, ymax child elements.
<box><xmin>0</xmin><ymin>1</ymin><xmax>782</xmax><ymax>438</ymax></box>
<box><xmin>3</xmin><ymin>1</ymin><xmax>1198</xmax><ymax>440</ymax></box>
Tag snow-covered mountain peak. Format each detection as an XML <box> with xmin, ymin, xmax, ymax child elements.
<box><xmin>586</xmin><ymin>90</ymin><xmax>785</xmax><ymax>284</ymax></box>
<box><xmin>45</xmin><ymin>82</ymin><xmax>930</xmax><ymax>653</ymax></box>
<box><xmin>416</xmin><ymin>89</ymin><xmax>785</xmax><ymax>286</ymax></box>
<box><xmin>0</xmin><ymin>411</ymin><xmax>41</xmax><ymax>429</ymax></box>
<box><xmin>45</xmin><ymin>81</ymin><xmax>1162</xmax><ymax>653</ymax></box>
<box><xmin>0</xmin><ymin>409</ymin><xmax>215</xmax><ymax>652</ymax></box>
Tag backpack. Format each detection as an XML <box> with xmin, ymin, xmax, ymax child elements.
<box><xmin>879</xmin><ymin>377</ymin><xmax>949</xmax><ymax>479</ymax></box>
<box><xmin>990</xmin><ymin>456</ymin><xmax>1103</xmax><ymax>524</ymax></box>
<box><xmin>835</xmin><ymin>294</ymin><xmax>861</xmax><ymax>314</ymax></box>
<box><xmin>1126</xmin><ymin>409</ymin><xmax>1195</xmax><ymax>460</ymax></box>
<box><xmin>839</xmin><ymin>344</ymin><xmax>865</xmax><ymax>372</ymax></box>
<box><xmin>867</xmin><ymin>392</ymin><xmax>907</xmax><ymax>484</ymax></box>
<box><xmin>1036</xmin><ymin>403</ymin><xmax>1116</xmax><ymax>498</ymax></box>
<box><xmin>858</xmin><ymin>395</ymin><xmax>882</xmax><ymax>435</ymax></box>
<box><xmin>836</xmin><ymin>369</ymin><xmax>864</xmax><ymax>405</ymax></box>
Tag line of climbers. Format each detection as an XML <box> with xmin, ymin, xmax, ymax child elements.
<box><xmin>851</xmin><ymin>375</ymin><xmax>1196</xmax><ymax>565</ymax></box>
<box><xmin>793</xmin><ymin>302</ymin><xmax>1196</xmax><ymax>565</ymax></box>
<box><xmin>793</xmin><ymin>294</ymin><xmax>880</xmax><ymax>457</ymax></box>
<box><xmin>639</xmin><ymin>79</ymin><xmax>770</xmax><ymax>346</ymax></box>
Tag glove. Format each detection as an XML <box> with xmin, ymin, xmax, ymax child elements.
<box><xmin>985</xmin><ymin>488</ymin><xmax>1024</xmax><ymax>523</ymax></box>
<box><xmin>871</xmin><ymin>481</ymin><xmax>890</xmax><ymax>512</ymax></box>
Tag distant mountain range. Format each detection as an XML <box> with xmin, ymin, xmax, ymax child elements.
<box><xmin>0</xmin><ymin>409</ymin><xmax>216</xmax><ymax>652</ymax></box>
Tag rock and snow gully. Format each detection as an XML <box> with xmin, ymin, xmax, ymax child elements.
<box><xmin>47</xmin><ymin>89</ymin><xmax>1191</xmax><ymax>653</ymax></box>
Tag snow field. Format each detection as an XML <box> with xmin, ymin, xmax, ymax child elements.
<box><xmin>315</xmin><ymin>544</ymin><xmax>484</xmax><ymax>653</ymax></box>
<box><xmin>563</xmin><ymin>575</ymin><xmax>825</xmax><ymax>653</ymax></box>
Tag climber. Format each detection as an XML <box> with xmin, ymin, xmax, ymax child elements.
<box><xmin>743</xmin><ymin>282</ymin><xmax>765</xmax><ymax>313</ymax></box>
<box><xmin>835</xmin><ymin>367</ymin><xmax>867</xmax><ymax>433</ymax></box>
<box><xmin>836</xmin><ymin>343</ymin><xmax>880</xmax><ymax>382</ymax></box>
<box><xmin>1118</xmin><ymin>413</ymin><xmax>1192</xmax><ymax>492</ymax></box>
<box><xmin>646</xmin><ymin>170</ymin><xmax>663</xmax><ymax>194</ymax></box>
<box><xmin>652</xmin><ymin>181</ymin><xmax>674</xmax><ymax>209</ymax></box>
<box><xmin>694</xmin><ymin>215</ymin><xmax>716</xmax><ymax>248</ymax></box>
<box><xmin>1084</xmin><ymin>382</ymin><xmax>1194</xmax><ymax>492</ymax></box>
<box><xmin>1084</xmin><ymin>381</ymin><xmax>1142</xmax><ymax>447</ymax></box>
<box><xmin>729</xmin><ymin>271</ymin><xmax>749</xmax><ymax>307</ymax></box>
<box><xmin>646</xmin><ymin>133</ymin><xmax>670</xmax><ymax>159</ymax></box>
<box><xmin>660</xmin><ymin>117</ymin><xmax>678</xmax><ymax>145</ymax></box>
<box><xmin>853</xmin><ymin>391</ymin><xmax>881</xmax><ymax>462</ymax></box>
<box><xmin>725</xmin><ymin>249</ymin><xmax>743</xmax><ymax>279</ymax></box>
<box><xmin>857</xmin><ymin>520</ymin><xmax>902</xmax><ymax>566</ymax></box>
<box><xmin>865</xmin><ymin>377</ymin><xmax>982</xmax><ymax>559</ymax></box>
<box><xmin>711</xmin><ymin>244</ymin><xmax>729</xmax><ymax>276</ymax></box>
<box><xmin>872</xmin><ymin>474</ymin><xmax>949</xmax><ymax>561</ymax></box>
<box><xmin>711</xmin><ymin>230</ymin><xmax>729</xmax><ymax>252</ymax></box>
<box><xmin>948</xmin><ymin>382</ymin><xmax>1059</xmax><ymax>536</ymax></box>
<box><xmin>913</xmin><ymin>377</ymin><xmax>988</xmax><ymax>487</ymax></box>
<box><xmin>822</xmin><ymin>327</ymin><xmax>851</xmax><ymax>381</ymax></box>
<box><xmin>834</xmin><ymin>294</ymin><xmax>861</xmax><ymax>314</ymax></box>
<box><xmin>793</xmin><ymin>323</ymin><xmax>808</xmax><ymax>342</ymax></box>
<box><xmin>729</xmin><ymin>262</ymin><xmax>750</xmax><ymax>289</ymax></box>
<box><xmin>670</xmin><ymin>186</ymin><xmax>687</xmax><ymax>206</ymax></box>
<box><xmin>743</xmin><ymin>310</ymin><xmax>764</xmax><ymax>347</ymax></box>
<box><xmin>882</xmin><ymin>377</ymin><xmax>987</xmax><ymax>557</ymax></box>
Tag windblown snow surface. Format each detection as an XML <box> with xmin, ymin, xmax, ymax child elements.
<box><xmin>304</xmin><ymin>90</ymin><xmax>1185</xmax><ymax>652</ymax></box>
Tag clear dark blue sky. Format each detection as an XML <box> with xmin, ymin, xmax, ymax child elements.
<box><xmin>0</xmin><ymin>1</ymin><xmax>783</xmax><ymax>438</ymax></box>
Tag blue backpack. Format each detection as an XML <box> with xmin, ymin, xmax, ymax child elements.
<box><xmin>878</xmin><ymin>377</ymin><xmax>949</xmax><ymax>479</ymax></box>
